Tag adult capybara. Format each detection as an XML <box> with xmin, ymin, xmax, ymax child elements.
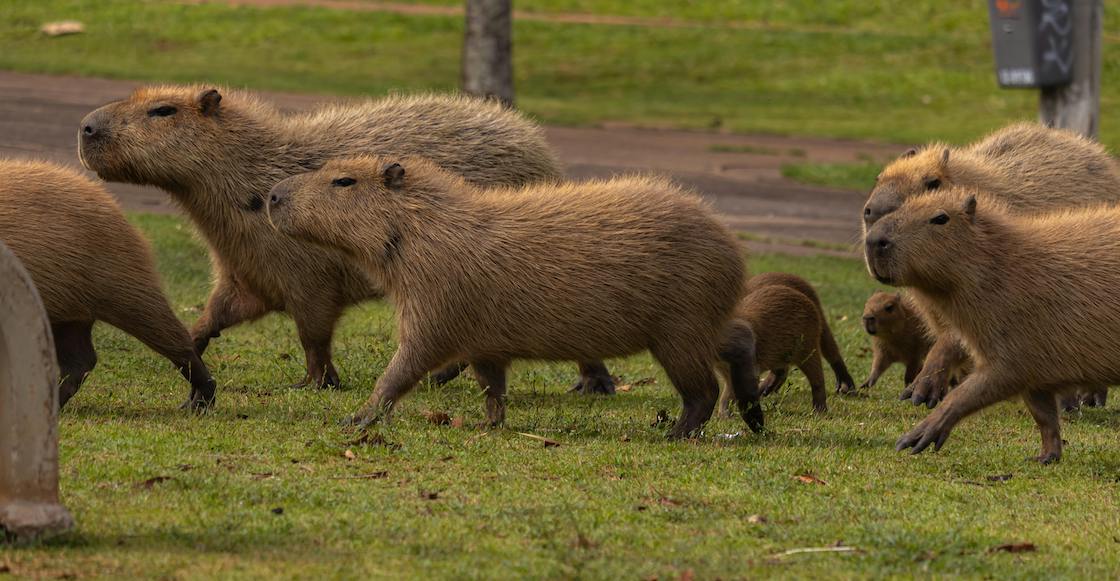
<box><xmin>266</xmin><ymin>156</ymin><xmax>759</xmax><ymax>438</ymax></box>
<box><xmin>863</xmin><ymin>122</ymin><xmax>1120</xmax><ymax>407</ymax></box>
<box><xmin>716</xmin><ymin>285</ymin><xmax>826</xmax><ymax>417</ymax></box>
<box><xmin>746</xmin><ymin>272</ymin><xmax>853</xmax><ymax>394</ymax></box>
<box><xmin>0</xmin><ymin>159</ymin><xmax>215</xmax><ymax>408</ymax></box>
<box><xmin>77</xmin><ymin>86</ymin><xmax>616</xmax><ymax>394</ymax></box>
<box><xmin>865</xmin><ymin>188</ymin><xmax>1120</xmax><ymax>463</ymax></box>
<box><xmin>860</xmin><ymin>291</ymin><xmax>933</xmax><ymax>391</ymax></box>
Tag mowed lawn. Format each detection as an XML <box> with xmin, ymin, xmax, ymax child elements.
<box><xmin>3</xmin><ymin>0</ymin><xmax>1120</xmax><ymax>151</ymax></box>
<box><xmin>1</xmin><ymin>213</ymin><xmax>1117</xmax><ymax>578</ymax></box>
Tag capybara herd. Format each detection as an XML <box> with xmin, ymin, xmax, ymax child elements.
<box><xmin>2</xmin><ymin>83</ymin><xmax>1114</xmax><ymax>462</ymax></box>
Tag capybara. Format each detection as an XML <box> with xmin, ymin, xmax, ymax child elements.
<box><xmin>746</xmin><ymin>272</ymin><xmax>854</xmax><ymax>394</ymax></box>
<box><xmin>860</xmin><ymin>291</ymin><xmax>933</xmax><ymax>391</ymax></box>
<box><xmin>865</xmin><ymin>188</ymin><xmax>1120</xmax><ymax>463</ymax></box>
<box><xmin>77</xmin><ymin>86</ymin><xmax>616</xmax><ymax>394</ymax></box>
<box><xmin>716</xmin><ymin>285</ymin><xmax>826</xmax><ymax>417</ymax></box>
<box><xmin>266</xmin><ymin>156</ymin><xmax>760</xmax><ymax>438</ymax></box>
<box><xmin>0</xmin><ymin>159</ymin><xmax>215</xmax><ymax>409</ymax></box>
<box><xmin>863</xmin><ymin>122</ymin><xmax>1120</xmax><ymax>407</ymax></box>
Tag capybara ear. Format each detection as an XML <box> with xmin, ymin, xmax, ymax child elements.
<box><xmin>383</xmin><ymin>163</ymin><xmax>406</xmax><ymax>189</ymax></box>
<box><xmin>939</xmin><ymin>148</ymin><xmax>950</xmax><ymax>169</ymax></box>
<box><xmin>900</xmin><ymin>148</ymin><xmax>918</xmax><ymax>159</ymax></box>
<box><xmin>962</xmin><ymin>195</ymin><xmax>977</xmax><ymax>218</ymax></box>
<box><xmin>199</xmin><ymin>89</ymin><xmax>222</xmax><ymax>116</ymax></box>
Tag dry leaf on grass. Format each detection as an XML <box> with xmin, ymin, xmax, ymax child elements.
<box><xmin>989</xmin><ymin>542</ymin><xmax>1036</xmax><ymax>554</ymax></box>
<box><xmin>135</xmin><ymin>476</ymin><xmax>172</xmax><ymax>489</ymax></box>
<box><xmin>343</xmin><ymin>449</ymin><xmax>357</xmax><ymax>460</ymax></box>
<box><xmin>794</xmin><ymin>473</ymin><xmax>827</xmax><ymax>485</ymax></box>
<box><xmin>40</xmin><ymin>21</ymin><xmax>84</xmax><ymax>37</ymax></box>
<box><xmin>747</xmin><ymin>514</ymin><xmax>768</xmax><ymax>524</ymax></box>
<box><xmin>516</xmin><ymin>432</ymin><xmax>560</xmax><ymax>447</ymax></box>
<box><xmin>331</xmin><ymin>471</ymin><xmax>389</xmax><ymax>480</ymax></box>
<box><xmin>450</xmin><ymin>416</ymin><xmax>465</xmax><ymax>428</ymax></box>
<box><xmin>250</xmin><ymin>472</ymin><xmax>274</xmax><ymax>480</ymax></box>
<box><xmin>423</xmin><ymin>410</ymin><xmax>452</xmax><ymax>426</ymax></box>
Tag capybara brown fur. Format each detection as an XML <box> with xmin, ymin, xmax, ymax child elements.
<box><xmin>0</xmin><ymin>159</ymin><xmax>215</xmax><ymax>409</ymax></box>
<box><xmin>863</xmin><ymin>122</ymin><xmax>1120</xmax><ymax>407</ymax></box>
<box><xmin>866</xmin><ymin>188</ymin><xmax>1120</xmax><ymax>463</ymax></box>
<box><xmin>860</xmin><ymin>291</ymin><xmax>932</xmax><ymax>391</ymax></box>
<box><xmin>716</xmin><ymin>285</ymin><xmax>826</xmax><ymax>417</ymax></box>
<box><xmin>746</xmin><ymin>272</ymin><xmax>854</xmax><ymax>394</ymax></box>
<box><xmin>266</xmin><ymin>156</ymin><xmax>759</xmax><ymax>437</ymax></box>
<box><xmin>77</xmin><ymin>86</ymin><xmax>615</xmax><ymax>393</ymax></box>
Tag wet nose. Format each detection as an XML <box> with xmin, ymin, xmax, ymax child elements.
<box><xmin>866</xmin><ymin>234</ymin><xmax>892</xmax><ymax>254</ymax></box>
<box><xmin>80</xmin><ymin>110</ymin><xmax>107</xmax><ymax>142</ymax></box>
<box><xmin>863</xmin><ymin>316</ymin><xmax>877</xmax><ymax>335</ymax></box>
<box><xmin>268</xmin><ymin>181</ymin><xmax>292</xmax><ymax>209</ymax></box>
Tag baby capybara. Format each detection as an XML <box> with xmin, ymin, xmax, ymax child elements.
<box><xmin>266</xmin><ymin>156</ymin><xmax>759</xmax><ymax>438</ymax></box>
<box><xmin>717</xmin><ymin>285</ymin><xmax>826</xmax><ymax>417</ymax></box>
<box><xmin>78</xmin><ymin>86</ymin><xmax>616</xmax><ymax>394</ymax></box>
<box><xmin>866</xmin><ymin>188</ymin><xmax>1120</xmax><ymax>463</ymax></box>
<box><xmin>860</xmin><ymin>291</ymin><xmax>933</xmax><ymax>392</ymax></box>
<box><xmin>0</xmin><ymin>159</ymin><xmax>215</xmax><ymax>408</ymax></box>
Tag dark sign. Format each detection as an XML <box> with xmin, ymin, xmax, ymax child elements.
<box><xmin>988</xmin><ymin>0</ymin><xmax>1074</xmax><ymax>88</ymax></box>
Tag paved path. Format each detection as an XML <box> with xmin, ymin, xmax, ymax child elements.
<box><xmin>0</xmin><ymin>70</ymin><xmax>900</xmax><ymax>254</ymax></box>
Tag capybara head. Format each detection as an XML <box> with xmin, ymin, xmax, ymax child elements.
<box><xmin>864</xmin><ymin>189</ymin><xmax>979</xmax><ymax>289</ymax></box>
<box><xmin>79</xmin><ymin>86</ymin><xmax>237</xmax><ymax>187</ymax></box>
<box><xmin>863</xmin><ymin>147</ymin><xmax>951</xmax><ymax>232</ymax></box>
<box><xmin>862</xmin><ymin>291</ymin><xmax>906</xmax><ymax>336</ymax></box>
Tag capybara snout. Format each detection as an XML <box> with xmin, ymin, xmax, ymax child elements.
<box><xmin>863</xmin><ymin>316</ymin><xmax>877</xmax><ymax>335</ymax></box>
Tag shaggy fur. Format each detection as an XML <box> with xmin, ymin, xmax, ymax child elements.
<box><xmin>859</xmin><ymin>291</ymin><xmax>933</xmax><ymax>392</ymax></box>
<box><xmin>266</xmin><ymin>156</ymin><xmax>756</xmax><ymax>438</ymax></box>
<box><xmin>75</xmin><ymin>86</ymin><xmax>618</xmax><ymax>391</ymax></box>
<box><xmin>716</xmin><ymin>285</ymin><xmax>826</xmax><ymax>417</ymax></box>
<box><xmin>863</xmin><ymin>122</ymin><xmax>1120</xmax><ymax>407</ymax></box>
<box><xmin>865</xmin><ymin>188</ymin><xmax>1119</xmax><ymax>463</ymax></box>
<box><xmin>0</xmin><ymin>159</ymin><xmax>215</xmax><ymax>408</ymax></box>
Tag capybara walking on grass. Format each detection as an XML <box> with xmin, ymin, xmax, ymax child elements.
<box><xmin>77</xmin><ymin>86</ymin><xmax>616</xmax><ymax>393</ymax></box>
<box><xmin>866</xmin><ymin>188</ymin><xmax>1120</xmax><ymax>463</ymax></box>
<box><xmin>860</xmin><ymin>291</ymin><xmax>933</xmax><ymax>391</ymax></box>
<box><xmin>863</xmin><ymin>122</ymin><xmax>1120</xmax><ymax>407</ymax></box>
<box><xmin>0</xmin><ymin>159</ymin><xmax>215</xmax><ymax>409</ymax></box>
<box><xmin>266</xmin><ymin>156</ymin><xmax>759</xmax><ymax>438</ymax></box>
<box><xmin>717</xmin><ymin>285</ymin><xmax>826</xmax><ymax>417</ymax></box>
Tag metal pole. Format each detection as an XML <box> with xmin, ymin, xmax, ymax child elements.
<box><xmin>1039</xmin><ymin>0</ymin><xmax>1102</xmax><ymax>138</ymax></box>
<box><xmin>462</xmin><ymin>0</ymin><xmax>515</xmax><ymax>107</ymax></box>
<box><xmin>0</xmin><ymin>241</ymin><xmax>73</xmax><ymax>542</ymax></box>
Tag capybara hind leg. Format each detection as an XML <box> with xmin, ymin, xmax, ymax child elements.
<box><xmin>570</xmin><ymin>360</ymin><xmax>616</xmax><ymax>395</ymax></box>
<box><xmin>190</xmin><ymin>275</ymin><xmax>270</xmax><ymax>355</ymax></box>
<box><xmin>759</xmin><ymin>368</ymin><xmax>788</xmax><ymax>397</ymax></box>
<box><xmin>103</xmin><ymin>297</ymin><xmax>217</xmax><ymax>410</ymax></box>
<box><xmin>1059</xmin><ymin>389</ymin><xmax>1082</xmax><ymax>412</ymax></box>
<box><xmin>431</xmin><ymin>361</ymin><xmax>468</xmax><ymax>385</ymax></box>
<box><xmin>349</xmin><ymin>343</ymin><xmax>438</xmax><ymax>429</ymax></box>
<box><xmin>719</xmin><ymin>322</ymin><xmax>763</xmax><ymax>432</ymax></box>
<box><xmin>1023</xmin><ymin>390</ymin><xmax>1062</xmax><ymax>464</ymax></box>
<box><xmin>471</xmin><ymin>359</ymin><xmax>509</xmax><ymax>427</ymax></box>
<box><xmin>293</xmin><ymin>306</ymin><xmax>343</xmax><ymax>389</ymax></box>
<box><xmin>800</xmin><ymin>354</ymin><xmax>828</xmax><ymax>413</ymax></box>
<box><xmin>819</xmin><ymin>323</ymin><xmax>856</xmax><ymax>393</ymax></box>
<box><xmin>53</xmin><ymin>321</ymin><xmax>96</xmax><ymax>409</ymax></box>
<box><xmin>903</xmin><ymin>360</ymin><xmax>923</xmax><ymax>388</ymax></box>
<box><xmin>654</xmin><ymin>351</ymin><xmax>719</xmax><ymax>439</ymax></box>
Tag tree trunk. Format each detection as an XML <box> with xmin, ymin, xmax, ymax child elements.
<box><xmin>462</xmin><ymin>0</ymin><xmax>514</xmax><ymax>107</ymax></box>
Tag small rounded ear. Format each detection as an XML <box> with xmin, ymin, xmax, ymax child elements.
<box><xmin>383</xmin><ymin>163</ymin><xmax>406</xmax><ymax>189</ymax></box>
<box><xmin>939</xmin><ymin>148</ymin><xmax>950</xmax><ymax>169</ymax></box>
<box><xmin>199</xmin><ymin>89</ymin><xmax>222</xmax><ymax>116</ymax></box>
<box><xmin>962</xmin><ymin>195</ymin><xmax>977</xmax><ymax>217</ymax></box>
<box><xmin>895</xmin><ymin>292</ymin><xmax>902</xmax><ymax>300</ymax></box>
<box><xmin>900</xmin><ymin>148</ymin><xmax>918</xmax><ymax>159</ymax></box>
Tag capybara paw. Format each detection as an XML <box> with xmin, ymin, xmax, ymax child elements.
<box><xmin>835</xmin><ymin>375</ymin><xmax>857</xmax><ymax>395</ymax></box>
<box><xmin>1085</xmin><ymin>390</ymin><xmax>1108</xmax><ymax>408</ymax></box>
<box><xmin>812</xmin><ymin>403</ymin><xmax>828</xmax><ymax>414</ymax></box>
<box><xmin>180</xmin><ymin>385</ymin><xmax>215</xmax><ymax>413</ymax></box>
<box><xmin>570</xmin><ymin>373</ymin><xmax>616</xmax><ymax>396</ymax></box>
<box><xmin>666</xmin><ymin>422</ymin><xmax>701</xmax><ymax>440</ymax></box>
<box><xmin>908</xmin><ymin>377</ymin><xmax>947</xmax><ymax>409</ymax></box>
<box><xmin>340</xmin><ymin>412</ymin><xmax>380</xmax><ymax>431</ymax></box>
<box><xmin>1033</xmin><ymin>451</ymin><xmax>1062</xmax><ymax>465</ymax></box>
<box><xmin>895</xmin><ymin>415</ymin><xmax>952</xmax><ymax>455</ymax></box>
<box><xmin>740</xmin><ymin>403</ymin><xmax>765</xmax><ymax>433</ymax></box>
<box><xmin>320</xmin><ymin>370</ymin><xmax>342</xmax><ymax>390</ymax></box>
<box><xmin>289</xmin><ymin>375</ymin><xmax>313</xmax><ymax>390</ymax></box>
<box><xmin>1059</xmin><ymin>394</ymin><xmax>1081</xmax><ymax>412</ymax></box>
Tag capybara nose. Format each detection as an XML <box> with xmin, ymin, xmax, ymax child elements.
<box><xmin>268</xmin><ymin>181</ymin><xmax>292</xmax><ymax>209</ymax></box>
<box><xmin>79</xmin><ymin>110</ymin><xmax>107</xmax><ymax>142</ymax></box>
<box><xmin>863</xmin><ymin>316</ymin><xmax>877</xmax><ymax>335</ymax></box>
<box><xmin>866</xmin><ymin>235</ymin><xmax>892</xmax><ymax>254</ymax></box>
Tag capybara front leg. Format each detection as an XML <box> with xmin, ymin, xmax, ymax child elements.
<box><xmin>1023</xmin><ymin>390</ymin><xmax>1062</xmax><ymax>464</ymax></box>
<box><xmin>570</xmin><ymin>360</ymin><xmax>616</xmax><ymax>395</ymax></box>
<box><xmin>293</xmin><ymin>306</ymin><xmax>343</xmax><ymax>389</ymax></box>
<box><xmin>53</xmin><ymin>321</ymin><xmax>97</xmax><ymax>409</ymax></box>
<box><xmin>896</xmin><ymin>372</ymin><xmax>1011</xmax><ymax>455</ymax></box>
<box><xmin>430</xmin><ymin>361</ymin><xmax>469</xmax><ymax>385</ymax></box>
<box><xmin>190</xmin><ymin>274</ymin><xmax>270</xmax><ymax>356</ymax></box>
<box><xmin>861</xmin><ymin>351</ymin><xmax>889</xmax><ymax>391</ymax></box>
<box><xmin>759</xmin><ymin>368</ymin><xmax>789</xmax><ymax>397</ymax></box>
<box><xmin>348</xmin><ymin>344</ymin><xmax>435</xmax><ymax>430</ymax></box>
<box><xmin>903</xmin><ymin>335</ymin><xmax>965</xmax><ymax>408</ymax></box>
<box><xmin>471</xmin><ymin>359</ymin><xmax>509</xmax><ymax>427</ymax></box>
<box><xmin>1083</xmin><ymin>385</ymin><xmax>1108</xmax><ymax>408</ymax></box>
<box><xmin>719</xmin><ymin>322</ymin><xmax>763</xmax><ymax>433</ymax></box>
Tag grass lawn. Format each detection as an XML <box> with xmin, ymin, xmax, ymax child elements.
<box><xmin>1</xmin><ymin>213</ymin><xmax>1117</xmax><ymax>578</ymax></box>
<box><xmin>4</xmin><ymin>0</ymin><xmax>1120</xmax><ymax>151</ymax></box>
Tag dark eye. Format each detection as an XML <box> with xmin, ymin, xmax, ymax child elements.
<box><xmin>925</xmin><ymin>178</ymin><xmax>941</xmax><ymax>190</ymax></box>
<box><xmin>147</xmin><ymin>105</ymin><xmax>178</xmax><ymax>117</ymax></box>
<box><xmin>930</xmin><ymin>212</ymin><xmax>950</xmax><ymax>225</ymax></box>
<box><xmin>331</xmin><ymin>177</ymin><xmax>356</xmax><ymax>187</ymax></box>
<box><xmin>885</xmin><ymin>304</ymin><xmax>895</xmax><ymax>313</ymax></box>
<box><xmin>864</xmin><ymin>207</ymin><xmax>872</xmax><ymax>216</ymax></box>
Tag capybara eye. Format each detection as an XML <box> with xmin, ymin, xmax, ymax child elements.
<box><xmin>930</xmin><ymin>212</ymin><xmax>950</xmax><ymax>225</ymax></box>
<box><xmin>924</xmin><ymin>178</ymin><xmax>942</xmax><ymax>190</ymax></box>
<box><xmin>864</xmin><ymin>207</ymin><xmax>872</xmax><ymax>216</ymax></box>
<box><xmin>885</xmin><ymin>304</ymin><xmax>895</xmax><ymax>313</ymax></box>
<box><xmin>147</xmin><ymin>105</ymin><xmax>178</xmax><ymax>117</ymax></box>
<box><xmin>331</xmin><ymin>177</ymin><xmax>357</xmax><ymax>187</ymax></box>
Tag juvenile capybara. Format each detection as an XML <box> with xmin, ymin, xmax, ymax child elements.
<box><xmin>266</xmin><ymin>156</ymin><xmax>759</xmax><ymax>438</ymax></box>
<box><xmin>77</xmin><ymin>86</ymin><xmax>616</xmax><ymax>394</ymax></box>
<box><xmin>716</xmin><ymin>285</ymin><xmax>826</xmax><ymax>417</ymax></box>
<box><xmin>865</xmin><ymin>188</ymin><xmax>1120</xmax><ymax>463</ymax></box>
<box><xmin>0</xmin><ymin>159</ymin><xmax>215</xmax><ymax>408</ymax></box>
<box><xmin>863</xmin><ymin>122</ymin><xmax>1120</xmax><ymax>407</ymax></box>
<box><xmin>859</xmin><ymin>291</ymin><xmax>933</xmax><ymax>391</ymax></box>
<box><xmin>746</xmin><ymin>272</ymin><xmax>854</xmax><ymax>394</ymax></box>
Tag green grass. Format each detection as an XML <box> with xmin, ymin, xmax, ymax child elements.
<box><xmin>781</xmin><ymin>161</ymin><xmax>883</xmax><ymax>191</ymax></box>
<box><xmin>2</xmin><ymin>213</ymin><xmax>1118</xmax><ymax>578</ymax></box>
<box><xmin>4</xmin><ymin>0</ymin><xmax>1120</xmax><ymax>150</ymax></box>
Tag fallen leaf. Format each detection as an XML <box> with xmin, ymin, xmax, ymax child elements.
<box><xmin>250</xmin><ymin>472</ymin><xmax>274</xmax><ymax>480</ymax></box>
<box><xmin>343</xmin><ymin>449</ymin><xmax>357</xmax><ymax>460</ymax></box>
<box><xmin>450</xmin><ymin>417</ymin><xmax>465</xmax><ymax>428</ymax></box>
<box><xmin>795</xmin><ymin>474</ymin><xmax>827</xmax><ymax>485</ymax></box>
<box><xmin>423</xmin><ymin>410</ymin><xmax>452</xmax><ymax>426</ymax></box>
<box><xmin>678</xmin><ymin>570</ymin><xmax>695</xmax><ymax>581</ymax></box>
<box><xmin>271</xmin><ymin>507</ymin><xmax>284</xmax><ymax>515</ymax></box>
<box><xmin>747</xmin><ymin>514</ymin><xmax>768</xmax><ymax>524</ymax></box>
<box><xmin>989</xmin><ymin>542</ymin><xmax>1036</xmax><ymax>554</ymax></box>
<box><xmin>617</xmin><ymin>384</ymin><xmax>632</xmax><ymax>392</ymax></box>
<box><xmin>331</xmin><ymin>471</ymin><xmax>388</xmax><ymax>480</ymax></box>
<box><xmin>135</xmin><ymin>476</ymin><xmax>172</xmax><ymax>490</ymax></box>
<box><xmin>657</xmin><ymin>496</ymin><xmax>682</xmax><ymax>507</ymax></box>
<box><xmin>439</xmin><ymin>455</ymin><xmax>454</xmax><ymax>462</ymax></box>
<box><xmin>40</xmin><ymin>20</ymin><xmax>84</xmax><ymax>37</ymax></box>
<box><xmin>516</xmin><ymin>432</ymin><xmax>560</xmax><ymax>447</ymax></box>
<box><xmin>986</xmin><ymin>473</ymin><xmax>1013</xmax><ymax>482</ymax></box>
